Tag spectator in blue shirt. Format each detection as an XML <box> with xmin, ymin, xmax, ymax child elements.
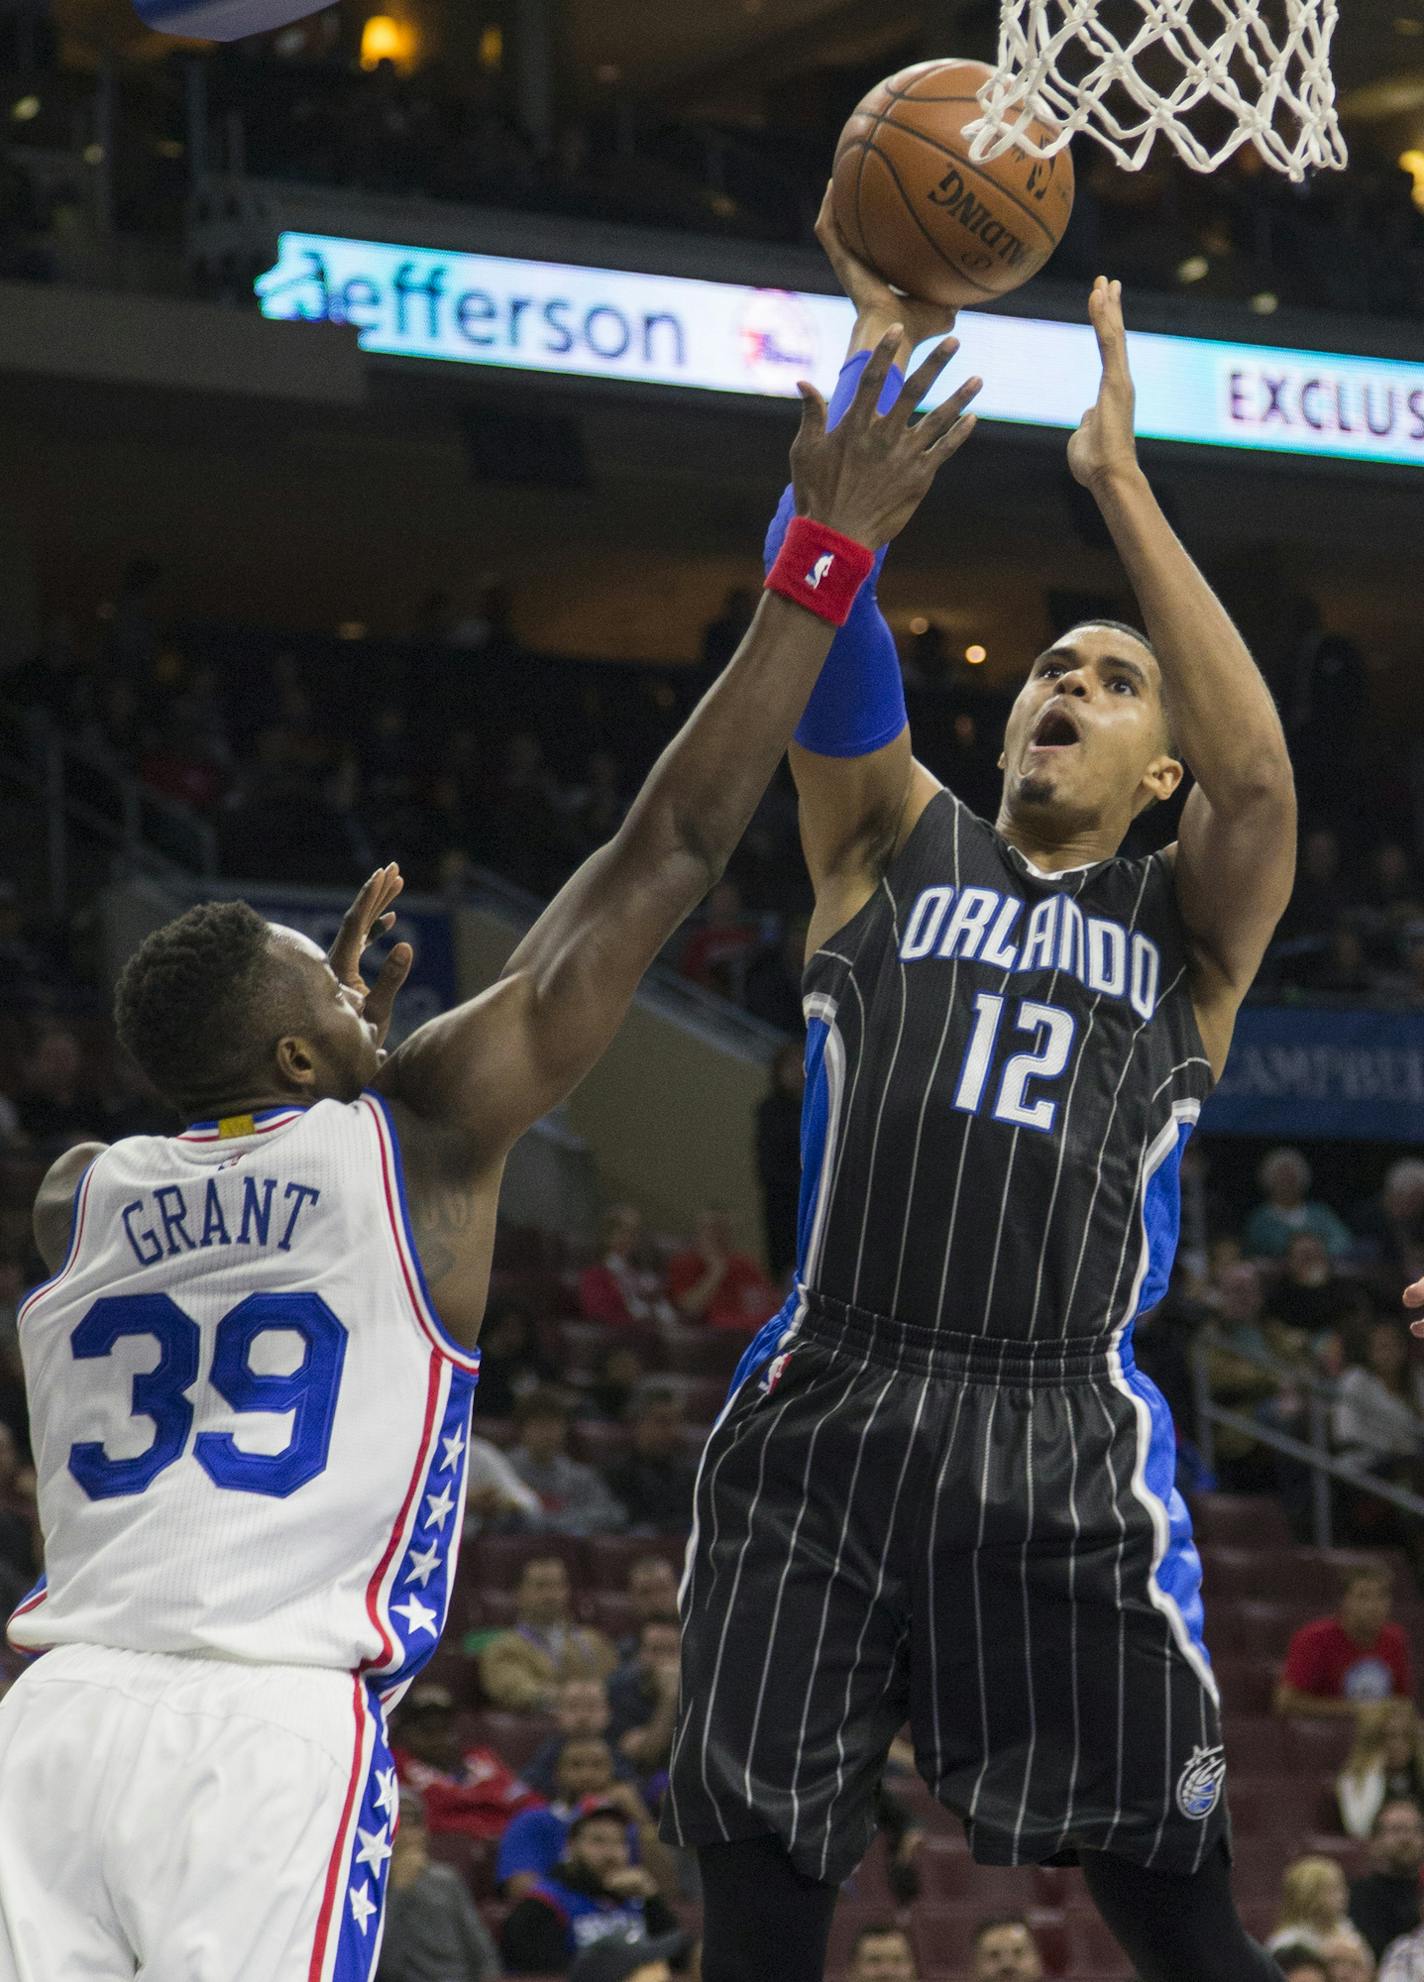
<box><xmin>500</xmin><ymin>1802</ymin><xmax>684</xmax><ymax>1975</ymax></box>
<box><xmin>1245</xmin><ymin>1148</ymin><xmax>1355</xmax><ymax>1263</ymax></box>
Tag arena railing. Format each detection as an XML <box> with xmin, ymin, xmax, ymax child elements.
<box><xmin>0</xmin><ymin>705</ymin><xmax>217</xmax><ymax>916</ymax></box>
<box><xmin>1188</xmin><ymin>1327</ymin><xmax>1424</xmax><ymax>1550</ymax></box>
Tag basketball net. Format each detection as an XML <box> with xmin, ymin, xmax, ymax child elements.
<box><xmin>964</xmin><ymin>0</ymin><xmax>1347</xmax><ymax>181</ymax></box>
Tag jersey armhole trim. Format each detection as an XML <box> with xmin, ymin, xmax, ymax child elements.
<box><xmin>810</xmin><ymin>787</ymin><xmax>960</xmax><ymax>965</ymax></box>
<box><xmin>360</xmin><ymin>1092</ymin><xmax>483</xmax><ymax>1378</ymax></box>
<box><xmin>18</xmin><ymin>1158</ymin><xmax>99</xmax><ymax>1327</ymax></box>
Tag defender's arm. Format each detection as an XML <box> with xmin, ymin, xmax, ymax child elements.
<box><xmin>1074</xmin><ymin>280</ymin><xmax>1295</xmax><ymax>1074</ymax></box>
<box><xmin>33</xmin><ymin>1142</ymin><xmax>107</xmax><ymax>1276</ymax></box>
<box><xmin>374</xmin><ymin>337</ymin><xmax>978</xmax><ymax>1340</ymax></box>
<box><xmin>787</xmin><ymin>191</ymin><xmax>974</xmax><ymax>952</ymax></box>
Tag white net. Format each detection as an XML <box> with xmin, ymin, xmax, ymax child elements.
<box><xmin>964</xmin><ymin>0</ymin><xmax>1347</xmax><ymax>181</ymax></box>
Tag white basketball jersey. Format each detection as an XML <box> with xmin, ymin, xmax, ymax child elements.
<box><xmin>8</xmin><ymin>1094</ymin><xmax>479</xmax><ymax>1699</ymax></box>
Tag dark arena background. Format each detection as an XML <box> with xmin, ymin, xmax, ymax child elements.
<box><xmin>2</xmin><ymin>1</ymin><xmax>1424</xmax><ymax>1978</ymax></box>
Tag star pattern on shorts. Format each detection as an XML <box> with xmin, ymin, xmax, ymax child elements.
<box><xmin>355</xmin><ymin>1823</ymin><xmax>393</xmax><ymax>1875</ymax></box>
<box><xmin>349</xmin><ymin>1881</ymin><xmax>377</xmax><ymax>1935</ymax></box>
<box><xmin>392</xmin><ymin>1594</ymin><xmax>438</xmax><ymax>1639</ymax></box>
<box><xmin>373</xmin><ymin>1766</ymin><xmax>399</xmax><ymax>1818</ymax></box>
<box><xmin>439</xmin><ymin>1425</ymin><xmax>467</xmax><ymax>1473</ymax></box>
<box><xmin>423</xmin><ymin>1483</ymin><xmax>455</xmax><ymax>1531</ymax></box>
<box><xmin>405</xmin><ymin>1541</ymin><xmax>442</xmax><ymax>1587</ymax></box>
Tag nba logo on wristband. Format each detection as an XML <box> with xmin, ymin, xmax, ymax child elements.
<box><xmin>766</xmin><ymin>517</ymin><xmax>875</xmax><ymax>627</ymax></box>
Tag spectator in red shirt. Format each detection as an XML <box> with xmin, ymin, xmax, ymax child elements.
<box><xmin>578</xmin><ymin>1207</ymin><xmax>674</xmax><ymax>1339</ymax></box>
<box><xmin>1277</xmin><ymin>1565</ymin><xmax>1413</xmax><ymax>1719</ymax></box>
<box><xmin>391</xmin><ymin>1684</ymin><xmax>543</xmax><ymax>1841</ymax></box>
<box><xmin>679</xmin><ymin>879</ymin><xmax>758</xmax><ymax>1003</ymax></box>
<box><xmin>665</xmin><ymin>1210</ymin><xmax>778</xmax><ymax>1335</ymax></box>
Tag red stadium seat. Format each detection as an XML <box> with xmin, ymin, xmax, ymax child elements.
<box><xmin>1061</xmin><ymin>1908</ymin><xmax>1136</xmax><ymax>1978</ymax></box>
<box><xmin>1283</xmin><ymin>1716</ymin><xmax>1354</xmax><ymax>1776</ymax></box>
<box><xmin>460</xmin><ymin>1533</ymin><xmax>587</xmax><ymax>1593</ymax></box>
<box><xmin>567</xmin><ymin>1421</ymin><xmax>632</xmax><ymax>1468</ymax></box>
<box><xmin>1237</xmin><ymin>1599</ymin><xmax>1314</xmax><ymax>1661</ymax></box>
<box><xmin>1227</xmin><ymin>1774</ymin><xmax>1316</xmax><ymax>1838</ymax></box>
<box><xmin>467</xmin><ymin>1710</ymin><xmax>559</xmax><ymax>1774</ymax></box>
<box><xmin>583</xmin><ymin>1534</ymin><xmax>688</xmax><ymax>1590</ymax></box>
<box><xmin>1213</xmin><ymin>1655</ymin><xmax>1282</xmax><ymax>1716</ymax></box>
<box><xmin>1221</xmin><ymin>1717</ymin><xmax>1290</xmax><ymax>1775</ymax></box>
<box><xmin>1231</xmin><ymin>1835</ymin><xmax>1298</xmax><ymax>1901</ymax></box>
<box><xmin>426</xmin><ymin>1831</ymin><xmax>499</xmax><ymax>1900</ymax></box>
<box><xmin>1189</xmin><ymin>1496</ymin><xmax>1293</xmax><ymax>1551</ymax></box>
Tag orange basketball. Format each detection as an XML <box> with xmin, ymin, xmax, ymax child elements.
<box><xmin>832</xmin><ymin>58</ymin><xmax>1075</xmax><ymax>309</ymax></box>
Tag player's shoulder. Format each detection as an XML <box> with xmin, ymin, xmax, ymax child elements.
<box><xmin>32</xmin><ymin>1139</ymin><xmax>109</xmax><ymax>1276</ymax></box>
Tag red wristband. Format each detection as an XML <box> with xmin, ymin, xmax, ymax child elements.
<box><xmin>765</xmin><ymin>517</ymin><xmax>876</xmax><ymax>628</ymax></box>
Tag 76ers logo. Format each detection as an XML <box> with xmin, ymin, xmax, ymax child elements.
<box><xmin>1176</xmin><ymin>1743</ymin><xmax>1226</xmax><ymax>1821</ymax></box>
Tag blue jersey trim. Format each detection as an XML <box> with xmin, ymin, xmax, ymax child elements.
<box><xmin>1120</xmin><ymin>1348</ymin><xmax>1213</xmax><ymax>1673</ymax></box>
<box><xmin>1135</xmin><ymin>1116</ymin><xmax>1193</xmax><ymax>1319</ymax></box>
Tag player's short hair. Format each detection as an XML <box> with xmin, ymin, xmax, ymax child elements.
<box><xmin>973</xmin><ymin>1915</ymin><xmax>1033</xmax><ymax>1949</ymax></box>
<box><xmin>850</xmin><ymin>1923</ymin><xmax>913</xmax><ymax>1958</ymax></box>
<box><xmin>115</xmin><ymin>900</ymin><xmax>310</xmax><ymax>1113</ymax></box>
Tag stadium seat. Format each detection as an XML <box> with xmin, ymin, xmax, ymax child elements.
<box><xmin>1189</xmin><ymin>1496</ymin><xmax>1293</xmax><ymax>1551</ymax></box>
<box><xmin>583</xmin><ymin>1534</ymin><xmax>688</xmax><ymax>1589</ymax></box>
<box><xmin>468</xmin><ymin>1710</ymin><xmax>559</xmax><ymax>1774</ymax></box>
<box><xmin>461</xmin><ymin>1533</ymin><xmax>587</xmax><ymax>1592</ymax></box>
<box><xmin>662</xmin><ymin>1328</ymin><xmax>748</xmax><ymax>1379</ymax></box>
<box><xmin>1213</xmin><ymin>1655</ymin><xmax>1281</xmax><ymax>1716</ymax></box>
<box><xmin>556</xmin><ymin>1321</ymin><xmax>610</xmax><ymax>1375</ymax></box>
<box><xmin>568</xmin><ymin>1420</ymin><xmax>632</xmax><ymax>1468</ymax></box>
<box><xmin>1237</xmin><ymin>1599</ymin><xmax>1313</xmax><ymax>1661</ymax></box>
<box><xmin>1283</xmin><ymin>1716</ymin><xmax>1354</xmax><ymax>1775</ymax></box>
<box><xmin>1221</xmin><ymin>1717</ymin><xmax>1290</xmax><ymax>1775</ymax></box>
<box><xmin>1228</xmin><ymin>1774</ymin><xmax>1315</xmax><ymax>1837</ymax></box>
<box><xmin>427</xmin><ymin>1831</ymin><xmax>499</xmax><ymax>1900</ymax></box>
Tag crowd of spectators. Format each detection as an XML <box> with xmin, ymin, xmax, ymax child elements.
<box><xmin>5</xmin><ymin>23</ymin><xmax>1424</xmax><ymax>322</ymax></box>
<box><xmin>6</xmin><ymin>566</ymin><xmax>1424</xmax><ymax>1038</ymax></box>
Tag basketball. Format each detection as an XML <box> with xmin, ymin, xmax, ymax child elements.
<box><xmin>832</xmin><ymin>57</ymin><xmax>1075</xmax><ymax>309</ymax></box>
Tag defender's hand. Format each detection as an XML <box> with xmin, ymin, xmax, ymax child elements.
<box><xmin>1068</xmin><ymin>277</ymin><xmax>1141</xmax><ymax>493</ymax></box>
<box><xmin>790</xmin><ymin>326</ymin><xmax>981</xmax><ymax>550</ymax></box>
<box><xmin>328</xmin><ymin>862</ymin><xmax>413</xmax><ymax>1049</ymax></box>
<box><xmin>815</xmin><ymin>182</ymin><xmax>957</xmax><ymax>364</ymax></box>
<box><xmin>1405</xmin><ymin>1277</ymin><xmax>1424</xmax><ymax>1335</ymax></box>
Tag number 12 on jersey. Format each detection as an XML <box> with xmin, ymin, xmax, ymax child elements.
<box><xmin>952</xmin><ymin>993</ymin><xmax>1077</xmax><ymax>1133</ymax></box>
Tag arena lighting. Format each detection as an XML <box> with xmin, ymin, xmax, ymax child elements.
<box><xmin>360</xmin><ymin>14</ymin><xmax>416</xmax><ymax>71</ymax></box>
<box><xmin>966</xmin><ymin>644</ymin><xmax>988</xmax><ymax>665</ymax></box>
<box><xmin>256</xmin><ymin>235</ymin><xmax>1424</xmax><ymax>469</ymax></box>
<box><xmin>909</xmin><ymin>616</ymin><xmax>930</xmax><ymax>635</ymax></box>
<box><xmin>478</xmin><ymin>23</ymin><xmax>503</xmax><ymax>71</ymax></box>
<box><xmin>10</xmin><ymin>96</ymin><xmax>40</xmax><ymax>122</ymax></box>
<box><xmin>1401</xmin><ymin>149</ymin><xmax>1424</xmax><ymax>210</ymax></box>
<box><xmin>1176</xmin><ymin>255</ymin><xmax>1210</xmax><ymax>284</ymax></box>
<box><xmin>1249</xmin><ymin>292</ymin><xmax>1279</xmax><ymax>315</ymax></box>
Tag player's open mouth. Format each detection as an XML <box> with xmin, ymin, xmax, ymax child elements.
<box><xmin>1028</xmin><ymin>707</ymin><xmax>1082</xmax><ymax>751</ymax></box>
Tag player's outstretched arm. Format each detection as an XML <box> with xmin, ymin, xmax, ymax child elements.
<box><xmin>376</xmin><ymin>332</ymin><xmax>979</xmax><ymax>1325</ymax></box>
<box><xmin>1069</xmin><ymin>277</ymin><xmax>1295</xmax><ymax>1076</ymax></box>
<box><xmin>784</xmin><ymin>190</ymin><xmax>978</xmax><ymax>952</ymax></box>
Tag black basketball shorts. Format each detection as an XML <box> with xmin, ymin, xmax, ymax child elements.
<box><xmin>663</xmin><ymin>1292</ymin><xmax>1229</xmax><ymax>1886</ymax></box>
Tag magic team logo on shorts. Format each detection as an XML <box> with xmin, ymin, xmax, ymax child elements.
<box><xmin>1175</xmin><ymin>1743</ymin><xmax>1226</xmax><ymax>1821</ymax></box>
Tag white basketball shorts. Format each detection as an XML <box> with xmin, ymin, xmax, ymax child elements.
<box><xmin>0</xmin><ymin>1644</ymin><xmax>397</xmax><ymax>1982</ymax></box>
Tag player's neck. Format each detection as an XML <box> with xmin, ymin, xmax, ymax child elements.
<box><xmin>996</xmin><ymin>810</ymin><xmax>1123</xmax><ymax>875</ymax></box>
<box><xmin>180</xmin><ymin>1087</ymin><xmax>312</xmax><ymax>1128</ymax></box>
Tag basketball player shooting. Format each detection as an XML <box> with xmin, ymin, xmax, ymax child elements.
<box><xmin>664</xmin><ymin>194</ymin><xmax>1298</xmax><ymax>1982</ymax></box>
<box><xmin>0</xmin><ymin>337</ymin><xmax>980</xmax><ymax>1982</ymax></box>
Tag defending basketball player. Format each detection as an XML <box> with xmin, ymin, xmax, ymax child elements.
<box><xmin>0</xmin><ymin>338</ymin><xmax>981</xmax><ymax>1982</ymax></box>
<box><xmin>664</xmin><ymin>193</ymin><xmax>1298</xmax><ymax>1982</ymax></box>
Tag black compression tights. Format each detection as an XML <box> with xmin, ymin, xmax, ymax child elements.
<box><xmin>1081</xmin><ymin>1844</ymin><xmax>1285</xmax><ymax>1982</ymax></box>
<box><xmin>699</xmin><ymin>1836</ymin><xmax>1282</xmax><ymax>1982</ymax></box>
<box><xmin>698</xmin><ymin>1836</ymin><xmax>839</xmax><ymax>1982</ymax></box>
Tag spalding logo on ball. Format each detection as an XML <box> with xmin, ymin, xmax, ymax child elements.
<box><xmin>833</xmin><ymin>58</ymin><xmax>1075</xmax><ymax>308</ymax></box>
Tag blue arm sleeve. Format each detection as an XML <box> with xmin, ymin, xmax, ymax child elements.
<box><xmin>766</xmin><ymin>350</ymin><xmax>910</xmax><ymax>760</ymax></box>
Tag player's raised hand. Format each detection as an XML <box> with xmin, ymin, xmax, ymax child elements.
<box><xmin>814</xmin><ymin>181</ymin><xmax>957</xmax><ymax>365</ymax></box>
<box><xmin>1068</xmin><ymin>276</ymin><xmax>1140</xmax><ymax>493</ymax></box>
<box><xmin>791</xmin><ymin>324</ymin><xmax>981</xmax><ymax>550</ymax></box>
<box><xmin>1405</xmin><ymin>1277</ymin><xmax>1424</xmax><ymax>1334</ymax></box>
<box><xmin>328</xmin><ymin>862</ymin><xmax>413</xmax><ymax>1049</ymax></box>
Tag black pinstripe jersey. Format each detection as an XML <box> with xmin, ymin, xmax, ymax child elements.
<box><xmin>798</xmin><ymin>787</ymin><xmax>1213</xmax><ymax>1345</ymax></box>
